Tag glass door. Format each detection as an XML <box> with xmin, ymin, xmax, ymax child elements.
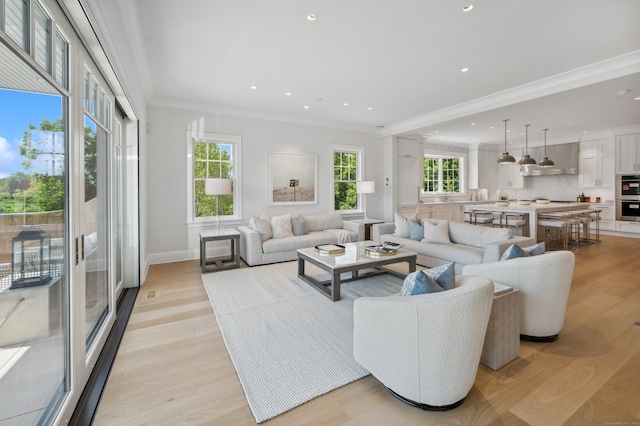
<box><xmin>0</xmin><ymin>43</ymin><xmax>70</xmax><ymax>424</ymax></box>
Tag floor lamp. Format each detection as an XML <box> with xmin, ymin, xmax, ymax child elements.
<box><xmin>205</xmin><ymin>178</ymin><xmax>232</xmax><ymax>232</ymax></box>
<box><xmin>356</xmin><ymin>181</ymin><xmax>375</xmax><ymax>220</ymax></box>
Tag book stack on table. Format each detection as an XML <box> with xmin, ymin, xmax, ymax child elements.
<box><xmin>363</xmin><ymin>242</ymin><xmax>403</xmax><ymax>256</ymax></box>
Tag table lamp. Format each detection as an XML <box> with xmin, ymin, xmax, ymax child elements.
<box><xmin>205</xmin><ymin>178</ymin><xmax>232</xmax><ymax>232</ymax></box>
<box><xmin>356</xmin><ymin>180</ymin><xmax>375</xmax><ymax>220</ymax></box>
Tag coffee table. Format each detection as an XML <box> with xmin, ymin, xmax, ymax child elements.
<box><xmin>297</xmin><ymin>241</ymin><xmax>417</xmax><ymax>301</ymax></box>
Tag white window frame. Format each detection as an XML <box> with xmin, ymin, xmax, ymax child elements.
<box><xmin>187</xmin><ymin>131</ymin><xmax>242</xmax><ymax>225</ymax></box>
<box><xmin>331</xmin><ymin>144</ymin><xmax>364</xmax><ymax>213</ymax></box>
<box><xmin>422</xmin><ymin>151</ymin><xmax>466</xmax><ymax>195</ymax></box>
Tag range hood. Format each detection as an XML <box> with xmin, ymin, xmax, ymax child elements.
<box><xmin>520</xmin><ymin>142</ymin><xmax>579</xmax><ymax>176</ymax></box>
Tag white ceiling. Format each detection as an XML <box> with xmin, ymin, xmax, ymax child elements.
<box><xmin>132</xmin><ymin>0</ymin><xmax>640</xmax><ymax>145</ymax></box>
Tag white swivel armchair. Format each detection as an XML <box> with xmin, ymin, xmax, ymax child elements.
<box><xmin>353</xmin><ymin>275</ymin><xmax>494</xmax><ymax>410</ymax></box>
<box><xmin>462</xmin><ymin>250</ymin><xmax>575</xmax><ymax>342</ymax></box>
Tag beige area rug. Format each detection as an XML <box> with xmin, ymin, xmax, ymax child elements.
<box><xmin>202</xmin><ymin>261</ymin><xmax>404</xmax><ymax>423</ymax></box>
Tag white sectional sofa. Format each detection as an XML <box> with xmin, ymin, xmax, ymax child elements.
<box><xmin>372</xmin><ymin>217</ymin><xmax>534</xmax><ymax>274</ymax></box>
<box><xmin>238</xmin><ymin>212</ymin><xmax>364</xmax><ymax>266</ymax></box>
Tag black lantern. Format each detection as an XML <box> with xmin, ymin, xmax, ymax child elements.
<box><xmin>11</xmin><ymin>226</ymin><xmax>52</xmax><ymax>289</ymax></box>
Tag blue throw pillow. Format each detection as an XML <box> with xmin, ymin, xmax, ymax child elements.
<box><xmin>291</xmin><ymin>214</ymin><xmax>308</xmax><ymax>236</ymax></box>
<box><xmin>408</xmin><ymin>219</ymin><xmax>424</xmax><ymax>241</ymax></box>
<box><xmin>501</xmin><ymin>242</ymin><xmax>546</xmax><ymax>261</ymax></box>
<box><xmin>400</xmin><ymin>262</ymin><xmax>456</xmax><ymax>295</ymax></box>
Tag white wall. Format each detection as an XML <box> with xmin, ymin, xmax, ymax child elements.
<box><xmin>145</xmin><ymin>105</ymin><xmax>384</xmax><ymax>264</ymax></box>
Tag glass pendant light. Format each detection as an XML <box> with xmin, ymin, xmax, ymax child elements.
<box><xmin>538</xmin><ymin>128</ymin><xmax>555</xmax><ymax>167</ymax></box>
<box><xmin>497</xmin><ymin>119</ymin><xmax>516</xmax><ymax>164</ymax></box>
<box><xmin>518</xmin><ymin>124</ymin><xmax>537</xmax><ymax>165</ymax></box>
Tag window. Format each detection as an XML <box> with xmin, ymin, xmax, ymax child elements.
<box><xmin>423</xmin><ymin>155</ymin><xmax>464</xmax><ymax>193</ymax></box>
<box><xmin>332</xmin><ymin>145</ymin><xmax>363</xmax><ymax>212</ymax></box>
<box><xmin>189</xmin><ymin>133</ymin><xmax>241</xmax><ymax>222</ymax></box>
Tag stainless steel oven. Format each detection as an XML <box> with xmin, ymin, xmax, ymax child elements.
<box><xmin>616</xmin><ymin>174</ymin><xmax>640</xmax><ymax>221</ymax></box>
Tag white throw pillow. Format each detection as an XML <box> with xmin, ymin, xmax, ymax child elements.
<box><xmin>394</xmin><ymin>212</ymin><xmax>418</xmax><ymax>238</ymax></box>
<box><xmin>249</xmin><ymin>215</ymin><xmax>272</xmax><ymax>242</ymax></box>
<box><xmin>271</xmin><ymin>214</ymin><xmax>294</xmax><ymax>239</ymax></box>
<box><xmin>422</xmin><ymin>220</ymin><xmax>451</xmax><ymax>244</ymax></box>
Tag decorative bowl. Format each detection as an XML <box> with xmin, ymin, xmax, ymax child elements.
<box><xmin>495</xmin><ymin>201</ymin><xmax>509</xmax><ymax>206</ymax></box>
<box><xmin>536</xmin><ymin>199</ymin><xmax>551</xmax><ymax>204</ymax></box>
<box><xmin>518</xmin><ymin>200</ymin><xmax>531</xmax><ymax>205</ymax></box>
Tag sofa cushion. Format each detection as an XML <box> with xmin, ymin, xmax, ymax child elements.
<box><xmin>271</xmin><ymin>214</ymin><xmax>294</xmax><ymax>239</ymax></box>
<box><xmin>249</xmin><ymin>215</ymin><xmax>272</xmax><ymax>242</ymax></box>
<box><xmin>447</xmin><ymin>220</ymin><xmax>511</xmax><ymax>248</ymax></box>
<box><xmin>394</xmin><ymin>212</ymin><xmax>418</xmax><ymax>238</ymax></box>
<box><xmin>423</xmin><ymin>262</ymin><xmax>456</xmax><ymax>290</ymax></box>
<box><xmin>303</xmin><ymin>213</ymin><xmax>343</xmax><ymax>232</ymax></box>
<box><xmin>261</xmin><ymin>231</ymin><xmax>338</xmax><ymax>254</ymax></box>
<box><xmin>408</xmin><ymin>219</ymin><xmax>424</xmax><ymax>241</ymax></box>
<box><xmin>422</xmin><ymin>219</ymin><xmax>451</xmax><ymax>244</ymax></box>
<box><xmin>291</xmin><ymin>214</ymin><xmax>308</xmax><ymax>236</ymax></box>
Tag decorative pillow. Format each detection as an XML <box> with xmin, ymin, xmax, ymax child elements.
<box><xmin>394</xmin><ymin>213</ymin><xmax>418</xmax><ymax>238</ymax></box>
<box><xmin>249</xmin><ymin>215</ymin><xmax>272</xmax><ymax>242</ymax></box>
<box><xmin>400</xmin><ymin>262</ymin><xmax>455</xmax><ymax>295</ymax></box>
<box><xmin>524</xmin><ymin>242</ymin><xmax>545</xmax><ymax>256</ymax></box>
<box><xmin>422</xmin><ymin>220</ymin><xmax>451</xmax><ymax>244</ymax></box>
<box><xmin>501</xmin><ymin>242</ymin><xmax>545</xmax><ymax>261</ymax></box>
<box><xmin>400</xmin><ymin>270</ymin><xmax>445</xmax><ymax>296</ymax></box>
<box><xmin>408</xmin><ymin>219</ymin><xmax>424</xmax><ymax>241</ymax></box>
<box><xmin>271</xmin><ymin>214</ymin><xmax>294</xmax><ymax>239</ymax></box>
<box><xmin>291</xmin><ymin>214</ymin><xmax>308</xmax><ymax>236</ymax></box>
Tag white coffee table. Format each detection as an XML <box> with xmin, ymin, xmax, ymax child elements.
<box><xmin>297</xmin><ymin>241</ymin><xmax>417</xmax><ymax>301</ymax></box>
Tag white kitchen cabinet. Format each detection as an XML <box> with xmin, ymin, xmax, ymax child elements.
<box><xmin>589</xmin><ymin>203</ymin><xmax>614</xmax><ymax>231</ymax></box>
<box><xmin>468</xmin><ymin>144</ymin><xmax>495</xmax><ymax>190</ymax></box>
<box><xmin>396</xmin><ymin>139</ymin><xmax>423</xmax><ymax>206</ymax></box>
<box><xmin>615</xmin><ymin>133</ymin><xmax>640</xmax><ymax>174</ymax></box>
<box><xmin>615</xmin><ymin>220</ymin><xmax>640</xmax><ymax>234</ymax></box>
<box><xmin>496</xmin><ymin>163</ymin><xmax>524</xmax><ymax>189</ymax></box>
<box><xmin>579</xmin><ymin>139</ymin><xmax>614</xmax><ymax>188</ymax></box>
<box><xmin>418</xmin><ymin>203</ymin><xmax>452</xmax><ymax>221</ymax></box>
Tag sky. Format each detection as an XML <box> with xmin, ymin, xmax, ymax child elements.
<box><xmin>0</xmin><ymin>88</ymin><xmax>63</xmax><ymax>178</ymax></box>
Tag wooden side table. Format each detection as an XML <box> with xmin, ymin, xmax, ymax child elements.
<box><xmin>481</xmin><ymin>287</ymin><xmax>520</xmax><ymax>370</ymax></box>
<box><xmin>200</xmin><ymin>229</ymin><xmax>240</xmax><ymax>273</ymax></box>
<box><xmin>351</xmin><ymin>218</ymin><xmax>384</xmax><ymax>240</ymax></box>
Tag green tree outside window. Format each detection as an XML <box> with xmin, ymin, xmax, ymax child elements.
<box><xmin>194</xmin><ymin>141</ymin><xmax>234</xmax><ymax>218</ymax></box>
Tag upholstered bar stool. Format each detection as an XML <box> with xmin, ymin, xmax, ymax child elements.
<box><xmin>473</xmin><ymin>211</ymin><xmax>496</xmax><ymax>227</ymax></box>
<box><xmin>493</xmin><ymin>213</ymin><xmax>528</xmax><ymax>237</ymax></box>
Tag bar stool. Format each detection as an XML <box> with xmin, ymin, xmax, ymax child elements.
<box><xmin>493</xmin><ymin>213</ymin><xmax>529</xmax><ymax>236</ymax></box>
<box><xmin>473</xmin><ymin>211</ymin><xmax>496</xmax><ymax>227</ymax></box>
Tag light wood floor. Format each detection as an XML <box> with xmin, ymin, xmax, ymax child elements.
<box><xmin>94</xmin><ymin>235</ymin><xmax>640</xmax><ymax>425</ymax></box>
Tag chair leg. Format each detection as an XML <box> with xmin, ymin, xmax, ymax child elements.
<box><xmin>384</xmin><ymin>386</ymin><xmax>467</xmax><ymax>411</ymax></box>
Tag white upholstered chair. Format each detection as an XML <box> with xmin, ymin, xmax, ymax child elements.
<box><xmin>353</xmin><ymin>275</ymin><xmax>494</xmax><ymax>410</ymax></box>
<box><xmin>462</xmin><ymin>250</ymin><xmax>575</xmax><ymax>342</ymax></box>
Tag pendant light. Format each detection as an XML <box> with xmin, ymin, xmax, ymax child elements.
<box><xmin>538</xmin><ymin>128</ymin><xmax>555</xmax><ymax>167</ymax></box>
<box><xmin>518</xmin><ymin>124</ymin><xmax>537</xmax><ymax>165</ymax></box>
<box><xmin>497</xmin><ymin>119</ymin><xmax>516</xmax><ymax>164</ymax></box>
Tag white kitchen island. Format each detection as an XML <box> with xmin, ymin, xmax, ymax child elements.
<box><xmin>465</xmin><ymin>202</ymin><xmax>590</xmax><ymax>241</ymax></box>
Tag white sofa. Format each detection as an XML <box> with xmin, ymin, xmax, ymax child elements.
<box><xmin>353</xmin><ymin>275</ymin><xmax>494</xmax><ymax>410</ymax></box>
<box><xmin>238</xmin><ymin>212</ymin><xmax>364</xmax><ymax>266</ymax></box>
<box><xmin>372</xmin><ymin>218</ymin><xmax>535</xmax><ymax>274</ymax></box>
<box><xmin>462</xmin><ymin>250</ymin><xmax>575</xmax><ymax>341</ymax></box>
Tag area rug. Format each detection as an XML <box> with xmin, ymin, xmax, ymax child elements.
<box><xmin>201</xmin><ymin>261</ymin><xmax>403</xmax><ymax>423</ymax></box>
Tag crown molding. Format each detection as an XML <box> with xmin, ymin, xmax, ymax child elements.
<box><xmin>381</xmin><ymin>50</ymin><xmax>640</xmax><ymax>138</ymax></box>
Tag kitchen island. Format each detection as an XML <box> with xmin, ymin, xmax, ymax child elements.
<box><xmin>465</xmin><ymin>202</ymin><xmax>591</xmax><ymax>241</ymax></box>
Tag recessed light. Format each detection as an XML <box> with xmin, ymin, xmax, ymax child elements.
<box><xmin>250</xmin><ymin>85</ymin><xmax>257</xmax><ymax>90</ymax></box>
<box><xmin>463</xmin><ymin>5</ymin><xmax>473</xmax><ymax>12</ymax></box>
<box><xmin>489</xmin><ymin>126</ymin><xmax>494</xmax><ymax>129</ymax></box>
<box><xmin>635</xmin><ymin>96</ymin><xmax>640</xmax><ymax>101</ymax></box>
<box><xmin>307</xmin><ymin>14</ymin><xmax>316</xmax><ymax>21</ymax></box>
<box><xmin>582</xmin><ymin>131</ymin><xmax>588</xmax><ymax>134</ymax></box>
<box><xmin>461</xmin><ymin>67</ymin><xmax>469</xmax><ymax>72</ymax></box>
<box><xmin>304</xmin><ymin>105</ymin><xmax>309</xmax><ymax>109</ymax></box>
<box><xmin>343</xmin><ymin>103</ymin><xmax>349</xmax><ymax>106</ymax></box>
<box><xmin>470</xmin><ymin>123</ymin><xmax>476</xmax><ymax>126</ymax></box>
<box><xmin>434</xmin><ymin>130</ymin><xmax>439</xmax><ymax>133</ymax></box>
<box><xmin>367</xmin><ymin>107</ymin><xmax>373</xmax><ymax>111</ymax></box>
<box><xmin>285</xmin><ymin>92</ymin><xmax>292</xmax><ymax>96</ymax></box>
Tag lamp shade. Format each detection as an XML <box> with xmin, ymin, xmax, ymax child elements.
<box><xmin>356</xmin><ymin>181</ymin><xmax>375</xmax><ymax>194</ymax></box>
<box><xmin>204</xmin><ymin>178</ymin><xmax>232</xmax><ymax>195</ymax></box>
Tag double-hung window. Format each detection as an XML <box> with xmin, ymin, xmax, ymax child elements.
<box><xmin>189</xmin><ymin>133</ymin><xmax>241</xmax><ymax>222</ymax></box>
<box><xmin>423</xmin><ymin>154</ymin><xmax>464</xmax><ymax>194</ymax></box>
<box><xmin>332</xmin><ymin>145</ymin><xmax>364</xmax><ymax>212</ymax></box>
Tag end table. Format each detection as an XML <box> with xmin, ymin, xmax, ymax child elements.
<box><xmin>350</xmin><ymin>218</ymin><xmax>384</xmax><ymax>240</ymax></box>
<box><xmin>200</xmin><ymin>229</ymin><xmax>240</xmax><ymax>273</ymax></box>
